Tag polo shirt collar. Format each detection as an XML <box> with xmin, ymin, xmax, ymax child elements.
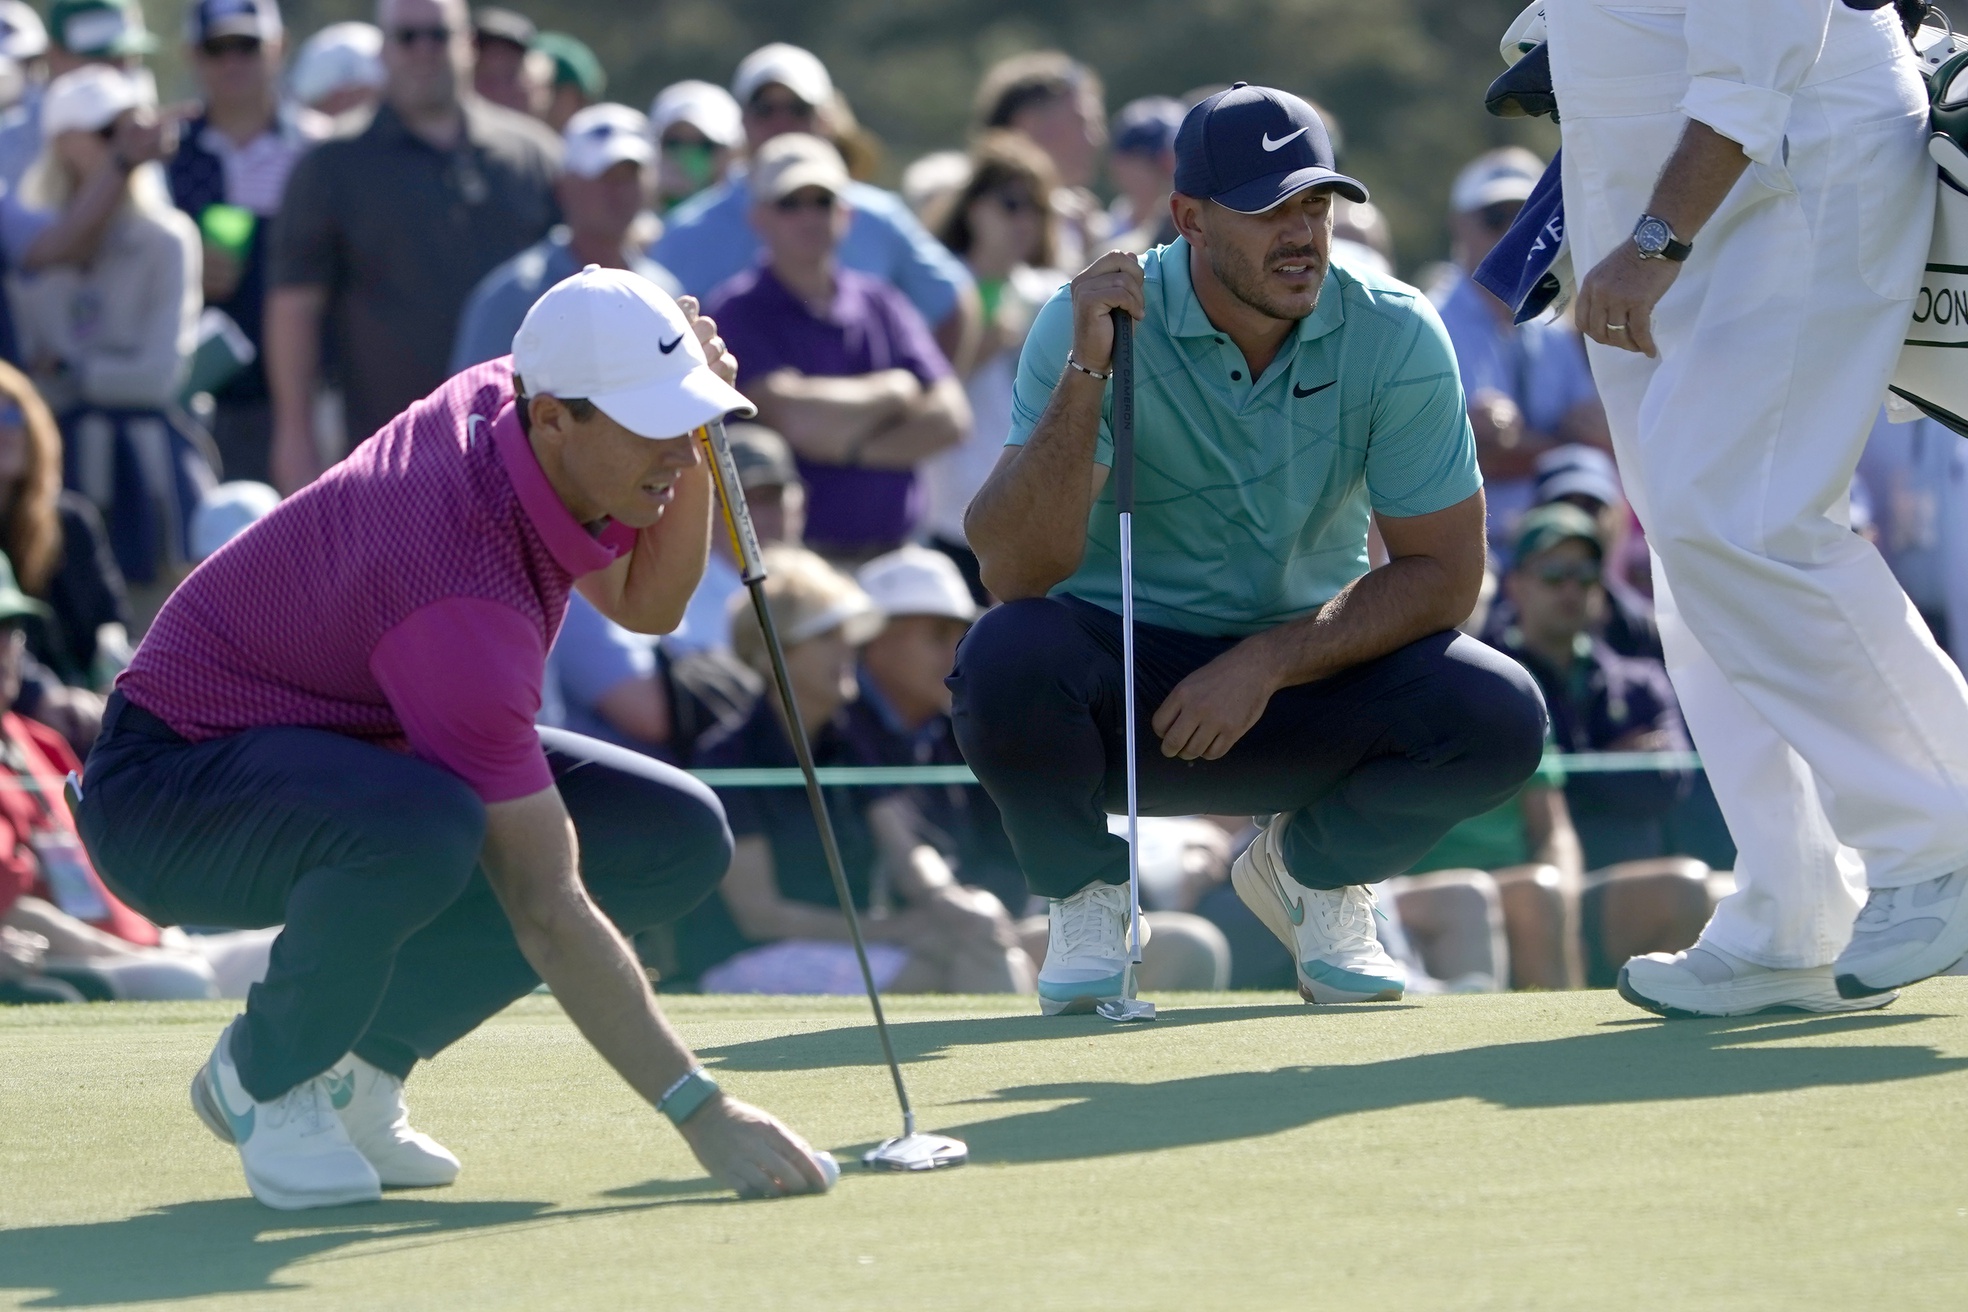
<box><xmin>1157</xmin><ymin>235</ymin><xmax>1348</xmax><ymax>346</ymax></box>
<box><xmin>366</xmin><ymin>97</ymin><xmax>501</xmax><ymax>151</ymax></box>
<box><xmin>490</xmin><ymin>401</ymin><xmax>622</xmax><ymax>576</ymax></box>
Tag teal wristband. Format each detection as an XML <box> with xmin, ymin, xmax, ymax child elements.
<box><xmin>658</xmin><ymin>1066</ymin><xmax>719</xmax><ymax>1126</ymax></box>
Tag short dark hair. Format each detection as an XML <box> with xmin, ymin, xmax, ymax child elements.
<box><xmin>973</xmin><ymin>51</ymin><xmax>1102</xmax><ymax>132</ymax></box>
<box><xmin>512</xmin><ymin>378</ymin><xmax>597</xmax><ymax>438</ymax></box>
<box><xmin>938</xmin><ymin>130</ymin><xmax>1059</xmax><ymax>267</ymax></box>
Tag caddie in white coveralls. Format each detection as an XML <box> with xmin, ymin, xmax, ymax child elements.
<box><xmin>1551</xmin><ymin>0</ymin><xmax>1968</xmax><ymax>1015</ymax></box>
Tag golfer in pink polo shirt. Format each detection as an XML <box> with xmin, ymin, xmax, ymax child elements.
<box><xmin>72</xmin><ymin>269</ymin><xmax>834</xmax><ymax>1210</ymax></box>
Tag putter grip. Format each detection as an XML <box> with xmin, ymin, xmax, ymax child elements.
<box><xmin>698</xmin><ymin>419</ymin><xmax>768</xmax><ymax>583</ymax></box>
<box><xmin>1110</xmin><ymin>309</ymin><xmax>1134</xmax><ymax>515</ymax></box>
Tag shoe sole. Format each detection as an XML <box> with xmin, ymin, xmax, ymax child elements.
<box><xmin>190</xmin><ymin>1061</ymin><xmax>235</xmax><ymax>1145</ymax></box>
<box><xmin>1617</xmin><ymin>964</ymin><xmax>1898</xmax><ymax>1018</ymax></box>
<box><xmin>1231</xmin><ymin>847</ymin><xmax>1402</xmax><ymax>1005</ymax></box>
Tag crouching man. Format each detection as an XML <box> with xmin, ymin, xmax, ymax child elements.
<box><xmin>956</xmin><ymin>85</ymin><xmax>1548</xmax><ymax>1014</ymax></box>
<box><xmin>72</xmin><ymin>269</ymin><xmax>832</xmax><ymax>1209</ymax></box>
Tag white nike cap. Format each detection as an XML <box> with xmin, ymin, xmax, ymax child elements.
<box><xmin>512</xmin><ymin>266</ymin><xmax>756</xmax><ymax>439</ymax></box>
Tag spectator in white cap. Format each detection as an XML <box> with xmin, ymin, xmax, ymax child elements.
<box><xmin>649</xmin><ymin>78</ymin><xmax>740</xmax><ymax>212</ymax></box>
<box><xmin>0</xmin><ymin>1</ymin><xmax>46</xmax><ymax>113</ymax></box>
<box><xmin>287</xmin><ymin>22</ymin><xmax>384</xmax><ymax>117</ymax></box>
<box><xmin>10</xmin><ymin>64</ymin><xmax>207</xmax><ymax>618</ymax></box>
<box><xmin>1430</xmin><ymin>147</ymin><xmax>1610</xmax><ymax>546</ymax></box>
<box><xmin>450</xmin><ymin>102</ymin><xmax>680</xmax><ymax>373</ymax></box>
<box><xmin>654</xmin><ymin>41</ymin><xmax>977</xmax><ymax>370</ymax></box>
<box><xmin>189</xmin><ymin>479</ymin><xmax>278</xmax><ymax>561</ymax></box>
<box><xmin>164</xmin><ymin>0</ymin><xmax>332</xmax><ymax>486</ymax></box>
<box><xmin>0</xmin><ymin>0</ymin><xmax>160</xmax><ymax>193</ymax></box>
<box><xmin>82</xmin><ymin>267</ymin><xmax>838</xmax><ymax>1210</ymax></box>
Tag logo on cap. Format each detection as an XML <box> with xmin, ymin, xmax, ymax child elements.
<box><xmin>1261</xmin><ymin>126</ymin><xmax>1308</xmax><ymax>152</ymax></box>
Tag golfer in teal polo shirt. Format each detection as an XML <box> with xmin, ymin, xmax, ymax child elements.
<box><xmin>956</xmin><ymin>83</ymin><xmax>1547</xmax><ymax>1015</ymax></box>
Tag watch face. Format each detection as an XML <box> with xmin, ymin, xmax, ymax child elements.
<box><xmin>1634</xmin><ymin>217</ymin><xmax>1670</xmax><ymax>254</ymax></box>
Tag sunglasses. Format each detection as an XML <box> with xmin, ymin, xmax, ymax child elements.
<box><xmin>392</xmin><ymin>25</ymin><xmax>452</xmax><ymax>47</ymax></box>
<box><xmin>993</xmin><ymin>192</ymin><xmax>1041</xmax><ymax>215</ymax></box>
<box><xmin>773</xmin><ymin>191</ymin><xmax>837</xmax><ymax>212</ymax></box>
<box><xmin>200</xmin><ymin>36</ymin><xmax>262</xmax><ymax>58</ymax></box>
<box><xmin>1477</xmin><ymin>200</ymin><xmax>1524</xmax><ymax>232</ymax></box>
<box><xmin>1531</xmin><ymin>560</ymin><xmax>1602</xmax><ymax>587</ymax></box>
<box><xmin>749</xmin><ymin>94</ymin><xmax>815</xmax><ymax>120</ymax></box>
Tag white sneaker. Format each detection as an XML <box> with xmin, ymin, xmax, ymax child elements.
<box><xmin>325</xmin><ymin>1054</ymin><xmax>460</xmax><ymax>1188</ymax></box>
<box><xmin>189</xmin><ymin>1021</ymin><xmax>381</xmax><ymax>1210</ymax></box>
<box><xmin>1037</xmin><ymin>882</ymin><xmax>1149</xmax><ymax>1015</ymax></box>
<box><xmin>1835</xmin><ymin>870</ymin><xmax>1968</xmax><ymax>998</ymax></box>
<box><xmin>1620</xmin><ymin>942</ymin><xmax>1896</xmax><ymax>1017</ymax></box>
<box><xmin>1231</xmin><ymin>814</ymin><xmax>1405</xmax><ymax>1003</ymax></box>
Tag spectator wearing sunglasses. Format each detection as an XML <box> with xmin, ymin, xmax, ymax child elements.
<box><xmin>925</xmin><ymin>130</ymin><xmax>1067</xmax><ymax>600</ymax></box>
<box><xmin>0</xmin><ymin>0</ymin><xmax>157</xmax><ymax>194</ymax></box>
<box><xmin>1430</xmin><ymin>148</ymin><xmax>1610</xmax><ymax>548</ymax></box>
<box><xmin>707</xmin><ymin>133</ymin><xmax>968</xmax><ymax>564</ymax></box>
<box><xmin>1494</xmin><ymin>503</ymin><xmax>1694</xmax><ymax>872</ymax></box>
<box><xmin>164</xmin><ymin>0</ymin><xmax>331</xmax><ymax>486</ymax></box>
<box><xmin>648</xmin><ymin>79</ymin><xmax>740</xmax><ymax>213</ymax></box>
<box><xmin>264</xmin><ymin>0</ymin><xmax>559</xmax><ymax>493</ymax></box>
<box><xmin>654</xmin><ymin>43</ymin><xmax>976</xmax><ymax>371</ymax></box>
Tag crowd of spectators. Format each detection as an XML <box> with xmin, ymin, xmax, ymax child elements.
<box><xmin>1</xmin><ymin>0</ymin><xmax>1950</xmax><ymax>1006</ymax></box>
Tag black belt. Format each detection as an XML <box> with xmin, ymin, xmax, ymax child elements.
<box><xmin>104</xmin><ymin>691</ymin><xmax>189</xmax><ymax>744</ymax></box>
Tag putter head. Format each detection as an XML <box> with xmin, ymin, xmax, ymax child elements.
<box><xmin>863</xmin><ymin>1133</ymin><xmax>968</xmax><ymax>1171</ymax></box>
<box><xmin>1095</xmin><ymin>996</ymin><xmax>1157</xmax><ymax>1023</ymax></box>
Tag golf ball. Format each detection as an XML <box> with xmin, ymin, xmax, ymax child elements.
<box><xmin>816</xmin><ymin>1151</ymin><xmax>840</xmax><ymax>1189</ymax></box>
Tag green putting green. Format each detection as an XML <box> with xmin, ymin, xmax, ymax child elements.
<box><xmin>5</xmin><ymin>985</ymin><xmax>1968</xmax><ymax>1309</ymax></box>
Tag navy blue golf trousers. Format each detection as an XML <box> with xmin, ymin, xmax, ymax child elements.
<box><xmin>949</xmin><ymin>595</ymin><xmax>1548</xmax><ymax>900</ymax></box>
<box><xmin>75</xmin><ymin>693</ymin><xmax>731</xmax><ymax>1102</ymax></box>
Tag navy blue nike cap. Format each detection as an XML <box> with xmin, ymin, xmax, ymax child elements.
<box><xmin>1173</xmin><ymin>83</ymin><xmax>1367</xmax><ymax>213</ymax></box>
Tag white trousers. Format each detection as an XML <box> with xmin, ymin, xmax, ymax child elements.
<box><xmin>1552</xmin><ymin>5</ymin><xmax>1968</xmax><ymax>966</ymax></box>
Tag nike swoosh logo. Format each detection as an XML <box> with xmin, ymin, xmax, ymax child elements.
<box><xmin>1262</xmin><ymin>127</ymin><xmax>1309</xmax><ymax>152</ymax></box>
<box><xmin>1292</xmin><ymin>380</ymin><xmax>1335</xmax><ymax>399</ymax></box>
<box><xmin>467</xmin><ymin>413</ymin><xmax>486</xmax><ymax>447</ymax></box>
<box><xmin>323</xmin><ymin>1070</ymin><xmax>355</xmax><ymax>1111</ymax></box>
<box><xmin>658</xmin><ymin>333</ymin><xmax>685</xmax><ymax>354</ymax></box>
<box><xmin>214</xmin><ymin>1070</ymin><xmax>256</xmax><ymax>1144</ymax></box>
<box><xmin>1270</xmin><ymin>867</ymin><xmax>1305</xmax><ymax>927</ymax></box>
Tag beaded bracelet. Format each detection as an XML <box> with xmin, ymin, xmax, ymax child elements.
<box><xmin>1065</xmin><ymin>352</ymin><xmax>1113</xmax><ymax>381</ymax></box>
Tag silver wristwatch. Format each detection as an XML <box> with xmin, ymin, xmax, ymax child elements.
<box><xmin>1631</xmin><ymin>213</ymin><xmax>1692</xmax><ymax>262</ymax></box>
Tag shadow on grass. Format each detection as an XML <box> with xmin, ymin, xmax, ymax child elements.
<box><xmin>700</xmin><ymin>1002</ymin><xmax>1413</xmax><ymax>1072</ymax></box>
<box><xmin>920</xmin><ymin>1011</ymin><xmax>1968</xmax><ymax>1165</ymax></box>
<box><xmin>0</xmin><ymin>1192</ymin><xmax>735</xmax><ymax>1308</ymax></box>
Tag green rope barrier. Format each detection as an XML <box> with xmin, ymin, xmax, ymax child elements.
<box><xmin>687</xmin><ymin>751</ymin><xmax>1704</xmax><ymax>789</ymax></box>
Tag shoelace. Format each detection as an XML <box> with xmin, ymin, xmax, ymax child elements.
<box><xmin>1053</xmin><ymin>887</ymin><xmax>1121</xmax><ymax>959</ymax></box>
<box><xmin>1308</xmin><ymin>884</ymin><xmax>1377</xmax><ymax>946</ymax></box>
<box><xmin>1855</xmin><ymin>887</ymin><xmax>1897</xmax><ymax>931</ymax></box>
<box><xmin>263</xmin><ymin>1077</ymin><xmax>332</xmax><ymax>1137</ymax></box>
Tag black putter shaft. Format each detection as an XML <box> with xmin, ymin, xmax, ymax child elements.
<box><xmin>695</xmin><ymin>419</ymin><xmax>918</xmax><ymax>1137</ymax></box>
<box><xmin>1111</xmin><ymin>309</ymin><xmax>1134</xmax><ymax>514</ymax></box>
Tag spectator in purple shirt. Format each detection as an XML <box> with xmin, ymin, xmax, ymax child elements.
<box><xmin>707</xmin><ymin>133</ymin><xmax>969</xmax><ymax>562</ymax></box>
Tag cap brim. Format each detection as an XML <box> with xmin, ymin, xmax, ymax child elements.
<box><xmin>1537</xmin><ymin>472</ymin><xmax>1620</xmax><ymax>506</ymax></box>
<box><xmin>759</xmin><ymin>162</ymin><xmax>846</xmax><ymax>204</ymax></box>
<box><xmin>590</xmin><ymin>363</ymin><xmax>756</xmax><ymax>439</ymax></box>
<box><xmin>1214</xmin><ymin>166</ymin><xmax>1368</xmax><ymax>214</ymax></box>
<box><xmin>0</xmin><ymin>590</ymin><xmax>51</xmax><ymax>622</ymax></box>
<box><xmin>566</xmin><ymin>142</ymin><xmax>652</xmax><ymax>178</ymax></box>
<box><xmin>199</xmin><ymin>19</ymin><xmax>268</xmax><ymax>41</ymax></box>
<box><xmin>1456</xmin><ymin>180</ymin><xmax>1536</xmax><ymax>212</ymax></box>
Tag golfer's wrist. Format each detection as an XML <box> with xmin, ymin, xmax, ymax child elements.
<box><xmin>658</xmin><ymin>1065</ymin><xmax>722</xmax><ymax>1126</ymax></box>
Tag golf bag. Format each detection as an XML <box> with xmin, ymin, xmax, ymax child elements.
<box><xmin>1891</xmin><ymin>16</ymin><xmax>1968</xmax><ymax>433</ymax></box>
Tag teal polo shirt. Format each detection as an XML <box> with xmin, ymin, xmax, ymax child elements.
<box><xmin>1005</xmin><ymin>239</ymin><xmax>1480</xmax><ymax>636</ymax></box>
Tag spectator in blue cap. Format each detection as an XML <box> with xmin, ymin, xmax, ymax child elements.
<box><xmin>1106</xmin><ymin>95</ymin><xmax>1182</xmax><ymax>252</ymax></box>
<box><xmin>167</xmin><ymin>0</ymin><xmax>333</xmax><ymax>485</ymax></box>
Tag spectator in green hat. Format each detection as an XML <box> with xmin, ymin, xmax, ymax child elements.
<box><xmin>532</xmin><ymin>30</ymin><xmax>599</xmax><ymax>131</ymax></box>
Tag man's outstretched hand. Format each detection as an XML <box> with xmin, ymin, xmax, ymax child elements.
<box><xmin>677</xmin><ymin>1093</ymin><xmax>833</xmax><ymax>1199</ymax></box>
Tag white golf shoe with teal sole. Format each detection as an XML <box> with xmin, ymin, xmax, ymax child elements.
<box><xmin>191</xmin><ymin>1020</ymin><xmax>381</xmax><ymax>1210</ymax></box>
<box><xmin>1037</xmin><ymin>881</ymin><xmax>1149</xmax><ymax>1015</ymax></box>
<box><xmin>1231</xmin><ymin>814</ymin><xmax>1405</xmax><ymax>1003</ymax></box>
<box><xmin>325</xmin><ymin>1054</ymin><xmax>461</xmax><ymax>1188</ymax></box>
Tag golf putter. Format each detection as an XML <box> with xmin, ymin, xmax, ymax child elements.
<box><xmin>696</xmin><ymin>419</ymin><xmax>967</xmax><ymax>1171</ymax></box>
<box><xmin>1094</xmin><ymin>310</ymin><xmax>1156</xmax><ymax>1025</ymax></box>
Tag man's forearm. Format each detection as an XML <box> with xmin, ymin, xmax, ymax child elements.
<box><xmin>265</xmin><ymin>286</ymin><xmax>327</xmax><ymax>493</ymax></box>
<box><xmin>855</xmin><ymin>379</ymin><xmax>970</xmax><ymax>468</ymax></box>
<box><xmin>749</xmin><ymin>370</ymin><xmax>915</xmax><ymax>461</ymax></box>
<box><xmin>1244</xmin><ymin>552</ymin><xmax>1473</xmax><ymax>691</ymax></box>
<box><xmin>21</xmin><ymin>165</ymin><xmax>125</xmax><ymax>272</ymax></box>
<box><xmin>966</xmin><ymin>368</ymin><xmax>1105</xmax><ymax>598</ymax></box>
<box><xmin>481</xmin><ymin>790</ymin><xmax>697</xmax><ymax>1110</ymax></box>
<box><xmin>1645</xmin><ymin>119</ymin><xmax>1751</xmax><ymax>242</ymax></box>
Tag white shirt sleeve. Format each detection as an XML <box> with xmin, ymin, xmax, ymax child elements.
<box><xmin>1680</xmin><ymin>0</ymin><xmax>1837</xmax><ymax>166</ymax></box>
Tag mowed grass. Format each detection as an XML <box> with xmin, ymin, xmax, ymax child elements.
<box><xmin>5</xmin><ymin>985</ymin><xmax>1968</xmax><ymax>1310</ymax></box>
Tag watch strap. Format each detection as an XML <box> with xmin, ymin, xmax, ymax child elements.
<box><xmin>658</xmin><ymin>1066</ymin><xmax>720</xmax><ymax>1126</ymax></box>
